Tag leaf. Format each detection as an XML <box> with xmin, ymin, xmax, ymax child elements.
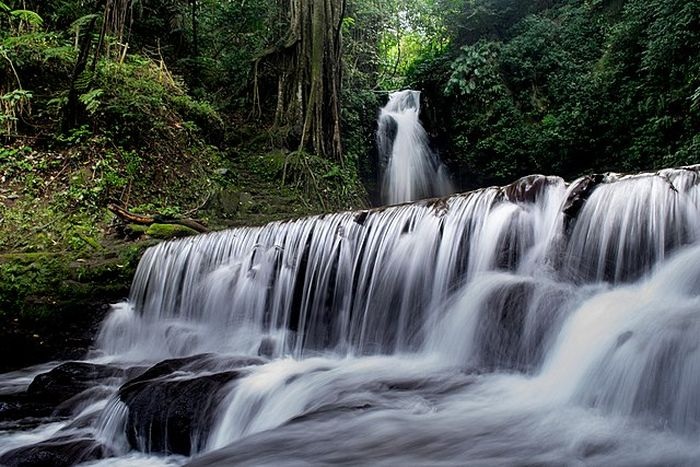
<box><xmin>70</xmin><ymin>14</ymin><xmax>99</xmax><ymax>32</ymax></box>
<box><xmin>10</xmin><ymin>9</ymin><xmax>44</xmax><ymax>26</ymax></box>
<box><xmin>79</xmin><ymin>89</ymin><xmax>104</xmax><ymax>115</ymax></box>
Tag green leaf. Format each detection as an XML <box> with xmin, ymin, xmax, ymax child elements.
<box><xmin>10</xmin><ymin>9</ymin><xmax>43</xmax><ymax>26</ymax></box>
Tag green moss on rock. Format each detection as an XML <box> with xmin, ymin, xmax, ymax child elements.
<box><xmin>0</xmin><ymin>240</ymin><xmax>157</xmax><ymax>371</ymax></box>
<box><xmin>146</xmin><ymin>223</ymin><xmax>199</xmax><ymax>239</ymax></box>
<box><xmin>127</xmin><ymin>224</ymin><xmax>149</xmax><ymax>234</ymax></box>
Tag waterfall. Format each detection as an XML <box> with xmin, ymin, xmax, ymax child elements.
<box><xmin>4</xmin><ymin>166</ymin><xmax>700</xmax><ymax>466</ymax></box>
<box><xmin>377</xmin><ymin>90</ymin><xmax>453</xmax><ymax>204</ymax></box>
<box><xmin>98</xmin><ymin>168</ymin><xmax>700</xmax><ymax>364</ymax></box>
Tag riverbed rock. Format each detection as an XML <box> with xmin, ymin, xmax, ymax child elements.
<box><xmin>502</xmin><ymin>174</ymin><xmax>562</xmax><ymax>203</ymax></box>
<box><xmin>119</xmin><ymin>370</ymin><xmax>241</xmax><ymax>455</ymax></box>
<box><xmin>122</xmin><ymin>353</ymin><xmax>264</xmax><ymax>388</ymax></box>
<box><xmin>0</xmin><ymin>393</ymin><xmax>54</xmax><ymax>429</ymax></box>
<box><xmin>0</xmin><ymin>436</ymin><xmax>111</xmax><ymax>466</ymax></box>
<box><xmin>27</xmin><ymin>362</ymin><xmax>124</xmax><ymax>405</ymax></box>
<box><xmin>562</xmin><ymin>174</ymin><xmax>605</xmax><ymax>224</ymax></box>
<box><xmin>116</xmin><ymin>354</ymin><xmax>265</xmax><ymax>455</ymax></box>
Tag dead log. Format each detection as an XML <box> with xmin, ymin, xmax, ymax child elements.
<box><xmin>108</xmin><ymin>204</ymin><xmax>209</xmax><ymax>233</ymax></box>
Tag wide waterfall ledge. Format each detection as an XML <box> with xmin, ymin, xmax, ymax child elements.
<box><xmin>99</xmin><ymin>165</ymin><xmax>700</xmax><ymax>363</ymax></box>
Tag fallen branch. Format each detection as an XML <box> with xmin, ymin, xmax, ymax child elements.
<box><xmin>108</xmin><ymin>203</ymin><xmax>209</xmax><ymax>233</ymax></box>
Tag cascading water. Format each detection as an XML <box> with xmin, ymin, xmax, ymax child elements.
<box><xmin>2</xmin><ymin>166</ymin><xmax>700</xmax><ymax>466</ymax></box>
<box><xmin>377</xmin><ymin>90</ymin><xmax>453</xmax><ymax>205</ymax></box>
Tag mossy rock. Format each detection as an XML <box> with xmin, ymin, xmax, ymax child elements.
<box><xmin>127</xmin><ymin>224</ymin><xmax>149</xmax><ymax>234</ymax></box>
<box><xmin>146</xmin><ymin>223</ymin><xmax>199</xmax><ymax>239</ymax></box>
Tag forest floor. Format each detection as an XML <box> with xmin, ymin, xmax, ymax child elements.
<box><xmin>0</xmin><ymin>130</ymin><xmax>367</xmax><ymax>372</ymax></box>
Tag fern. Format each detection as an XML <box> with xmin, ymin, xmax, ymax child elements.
<box><xmin>70</xmin><ymin>14</ymin><xmax>99</xmax><ymax>33</ymax></box>
<box><xmin>10</xmin><ymin>9</ymin><xmax>43</xmax><ymax>26</ymax></box>
<box><xmin>79</xmin><ymin>89</ymin><xmax>104</xmax><ymax>115</ymax></box>
<box><xmin>74</xmin><ymin>71</ymin><xmax>94</xmax><ymax>92</ymax></box>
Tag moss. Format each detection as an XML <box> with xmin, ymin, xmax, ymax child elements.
<box><xmin>146</xmin><ymin>223</ymin><xmax>199</xmax><ymax>239</ymax></box>
<box><xmin>127</xmin><ymin>224</ymin><xmax>149</xmax><ymax>234</ymax></box>
<box><xmin>0</xmin><ymin>240</ymin><xmax>154</xmax><ymax>320</ymax></box>
<box><xmin>0</xmin><ymin>239</ymin><xmax>159</xmax><ymax>370</ymax></box>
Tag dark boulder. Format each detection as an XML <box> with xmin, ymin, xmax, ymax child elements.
<box><xmin>0</xmin><ymin>392</ymin><xmax>55</xmax><ymax>429</ymax></box>
<box><xmin>562</xmin><ymin>174</ymin><xmax>605</xmax><ymax>225</ymax></box>
<box><xmin>0</xmin><ymin>437</ymin><xmax>111</xmax><ymax>467</ymax></box>
<box><xmin>502</xmin><ymin>175</ymin><xmax>562</xmax><ymax>204</ymax></box>
<box><xmin>27</xmin><ymin>362</ymin><xmax>124</xmax><ymax>405</ymax></box>
<box><xmin>119</xmin><ymin>370</ymin><xmax>242</xmax><ymax>455</ymax></box>
<box><xmin>1</xmin><ymin>362</ymin><xmax>125</xmax><ymax>430</ymax></box>
<box><xmin>122</xmin><ymin>353</ymin><xmax>264</xmax><ymax>389</ymax></box>
<box><xmin>257</xmin><ymin>337</ymin><xmax>276</xmax><ymax>358</ymax></box>
<box><xmin>116</xmin><ymin>353</ymin><xmax>264</xmax><ymax>456</ymax></box>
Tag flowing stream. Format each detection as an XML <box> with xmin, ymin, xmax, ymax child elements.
<box><xmin>377</xmin><ymin>90</ymin><xmax>453</xmax><ymax>204</ymax></box>
<box><xmin>2</xmin><ymin>167</ymin><xmax>700</xmax><ymax>466</ymax></box>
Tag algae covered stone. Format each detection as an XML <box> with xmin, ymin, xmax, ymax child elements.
<box><xmin>145</xmin><ymin>223</ymin><xmax>199</xmax><ymax>239</ymax></box>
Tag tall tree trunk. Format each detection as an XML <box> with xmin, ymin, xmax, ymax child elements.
<box><xmin>274</xmin><ymin>0</ymin><xmax>345</xmax><ymax>162</ymax></box>
<box><xmin>63</xmin><ymin>11</ymin><xmax>98</xmax><ymax>132</ymax></box>
<box><xmin>190</xmin><ymin>0</ymin><xmax>199</xmax><ymax>86</ymax></box>
<box><xmin>63</xmin><ymin>0</ymin><xmax>133</xmax><ymax>131</ymax></box>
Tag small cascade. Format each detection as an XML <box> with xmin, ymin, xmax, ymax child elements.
<box><xmin>3</xmin><ymin>166</ymin><xmax>700</xmax><ymax>466</ymax></box>
<box><xmin>377</xmin><ymin>90</ymin><xmax>453</xmax><ymax>204</ymax></box>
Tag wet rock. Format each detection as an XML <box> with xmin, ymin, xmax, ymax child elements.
<box><xmin>562</xmin><ymin>174</ymin><xmax>605</xmax><ymax>224</ymax></box>
<box><xmin>119</xmin><ymin>370</ymin><xmax>242</xmax><ymax>455</ymax></box>
<box><xmin>0</xmin><ymin>393</ymin><xmax>55</xmax><ymax>429</ymax></box>
<box><xmin>472</xmin><ymin>280</ymin><xmax>538</xmax><ymax>371</ymax></box>
<box><xmin>353</xmin><ymin>210</ymin><xmax>369</xmax><ymax>226</ymax></box>
<box><xmin>0</xmin><ymin>437</ymin><xmax>111</xmax><ymax>467</ymax></box>
<box><xmin>122</xmin><ymin>353</ymin><xmax>264</xmax><ymax>388</ymax></box>
<box><xmin>53</xmin><ymin>385</ymin><xmax>114</xmax><ymax>417</ymax></box>
<box><xmin>257</xmin><ymin>337</ymin><xmax>276</xmax><ymax>358</ymax></box>
<box><xmin>377</xmin><ymin>114</ymin><xmax>398</xmax><ymax>169</ymax></box>
<box><xmin>0</xmin><ymin>362</ymin><xmax>126</xmax><ymax>429</ymax></box>
<box><xmin>206</xmin><ymin>188</ymin><xmax>241</xmax><ymax>218</ymax></box>
<box><xmin>502</xmin><ymin>175</ymin><xmax>562</xmax><ymax>203</ymax></box>
<box><xmin>126</xmin><ymin>223</ymin><xmax>149</xmax><ymax>239</ymax></box>
<box><xmin>116</xmin><ymin>354</ymin><xmax>264</xmax><ymax>455</ymax></box>
<box><xmin>27</xmin><ymin>362</ymin><xmax>124</xmax><ymax>405</ymax></box>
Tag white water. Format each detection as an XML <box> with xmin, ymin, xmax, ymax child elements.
<box><xmin>377</xmin><ymin>90</ymin><xmax>453</xmax><ymax>204</ymax></box>
<box><xmin>3</xmin><ymin>166</ymin><xmax>700</xmax><ymax>465</ymax></box>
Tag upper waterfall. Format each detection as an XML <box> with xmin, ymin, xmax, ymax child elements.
<box><xmin>377</xmin><ymin>90</ymin><xmax>453</xmax><ymax>205</ymax></box>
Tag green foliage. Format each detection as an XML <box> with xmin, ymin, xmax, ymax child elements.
<box><xmin>0</xmin><ymin>1</ymin><xmax>43</xmax><ymax>32</ymax></box>
<box><xmin>0</xmin><ymin>89</ymin><xmax>32</xmax><ymax>135</ymax></box>
<box><xmin>9</xmin><ymin>9</ymin><xmax>43</xmax><ymax>26</ymax></box>
<box><xmin>0</xmin><ymin>145</ymin><xmax>33</xmax><ymax>178</ymax></box>
<box><xmin>78</xmin><ymin>88</ymin><xmax>103</xmax><ymax>115</ymax></box>
<box><xmin>446</xmin><ymin>41</ymin><xmax>503</xmax><ymax>102</ymax></box>
<box><xmin>0</xmin><ymin>254</ymin><xmax>62</xmax><ymax>316</ymax></box>
<box><xmin>408</xmin><ymin>0</ymin><xmax>700</xmax><ymax>187</ymax></box>
<box><xmin>372</xmin><ymin>0</ymin><xmax>456</xmax><ymax>89</ymax></box>
<box><xmin>280</xmin><ymin>150</ymin><xmax>367</xmax><ymax>210</ymax></box>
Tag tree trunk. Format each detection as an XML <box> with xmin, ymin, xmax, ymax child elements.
<box><xmin>63</xmin><ymin>12</ymin><xmax>98</xmax><ymax>132</ymax></box>
<box><xmin>273</xmin><ymin>0</ymin><xmax>345</xmax><ymax>162</ymax></box>
<box><xmin>190</xmin><ymin>0</ymin><xmax>199</xmax><ymax>86</ymax></box>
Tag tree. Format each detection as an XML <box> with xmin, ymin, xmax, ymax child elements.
<box><xmin>263</xmin><ymin>0</ymin><xmax>346</xmax><ymax>161</ymax></box>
